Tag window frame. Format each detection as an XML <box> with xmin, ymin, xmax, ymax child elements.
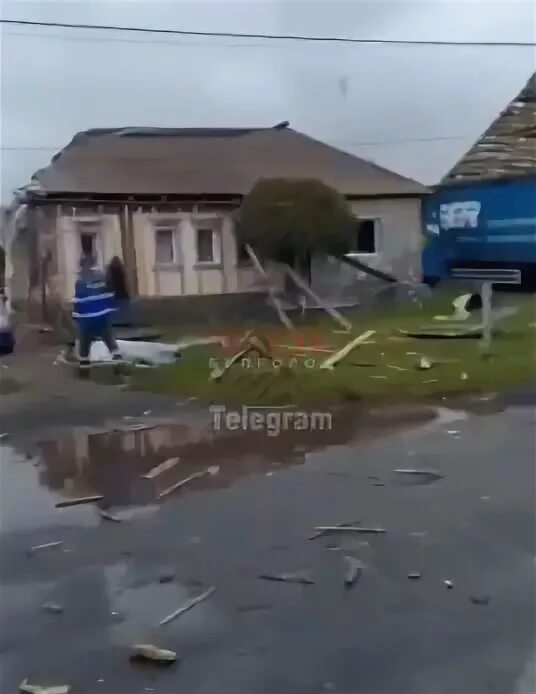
<box><xmin>75</xmin><ymin>219</ymin><xmax>103</xmax><ymax>268</ymax></box>
<box><xmin>345</xmin><ymin>217</ymin><xmax>382</xmax><ymax>257</ymax></box>
<box><xmin>153</xmin><ymin>222</ymin><xmax>182</xmax><ymax>268</ymax></box>
<box><xmin>195</xmin><ymin>226</ymin><xmax>222</xmax><ymax>266</ymax></box>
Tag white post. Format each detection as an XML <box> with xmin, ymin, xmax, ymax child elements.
<box><xmin>481</xmin><ymin>281</ymin><xmax>493</xmax><ymax>350</ymax></box>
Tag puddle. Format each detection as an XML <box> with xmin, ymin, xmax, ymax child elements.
<box><xmin>20</xmin><ymin>407</ymin><xmax>435</xmax><ymax>510</ymax></box>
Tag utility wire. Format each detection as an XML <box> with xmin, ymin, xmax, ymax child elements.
<box><xmin>1</xmin><ymin>18</ymin><xmax>534</xmax><ymax>47</ymax></box>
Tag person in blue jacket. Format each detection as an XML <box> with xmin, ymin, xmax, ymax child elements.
<box><xmin>72</xmin><ymin>254</ymin><xmax>122</xmax><ymax>375</ymax></box>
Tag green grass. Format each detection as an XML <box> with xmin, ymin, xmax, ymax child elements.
<box><xmin>131</xmin><ymin>292</ymin><xmax>536</xmax><ymax>407</ymax></box>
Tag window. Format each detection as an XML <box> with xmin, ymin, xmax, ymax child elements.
<box><xmin>76</xmin><ymin>220</ymin><xmax>102</xmax><ymax>267</ymax></box>
<box><xmin>196</xmin><ymin>228</ymin><xmax>221</xmax><ymax>264</ymax></box>
<box><xmin>155</xmin><ymin>228</ymin><xmax>178</xmax><ymax>265</ymax></box>
<box><xmin>346</xmin><ymin>218</ymin><xmax>379</xmax><ymax>255</ymax></box>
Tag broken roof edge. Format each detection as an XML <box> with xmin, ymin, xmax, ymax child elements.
<box><xmin>440</xmin><ymin>71</ymin><xmax>536</xmax><ymax>186</ymax></box>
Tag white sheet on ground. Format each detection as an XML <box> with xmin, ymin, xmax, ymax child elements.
<box><xmin>87</xmin><ymin>336</ymin><xmax>225</xmax><ymax>365</ymax></box>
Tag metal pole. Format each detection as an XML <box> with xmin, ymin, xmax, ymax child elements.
<box><xmin>481</xmin><ymin>281</ymin><xmax>493</xmax><ymax>350</ymax></box>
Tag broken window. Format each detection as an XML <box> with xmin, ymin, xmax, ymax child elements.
<box><xmin>347</xmin><ymin>219</ymin><xmax>379</xmax><ymax>255</ymax></box>
<box><xmin>76</xmin><ymin>220</ymin><xmax>102</xmax><ymax>266</ymax></box>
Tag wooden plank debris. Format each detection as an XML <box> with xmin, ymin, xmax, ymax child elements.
<box><xmin>159</xmin><ymin>586</ymin><xmax>216</xmax><ymax>626</ymax></box>
<box><xmin>320</xmin><ymin>330</ymin><xmax>376</xmax><ymax>370</ymax></box>
<box><xmin>245</xmin><ymin>245</ymin><xmax>293</xmax><ymax>330</ymax></box>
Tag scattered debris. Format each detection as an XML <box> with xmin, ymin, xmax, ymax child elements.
<box><xmin>0</xmin><ymin>432</ymin><xmax>9</xmax><ymax>440</ymax></box>
<box><xmin>283</xmin><ymin>263</ymin><xmax>352</xmax><ymax>332</ymax></box>
<box><xmin>42</xmin><ymin>602</ymin><xmax>64</xmax><ymax>614</ymax></box>
<box><xmin>245</xmin><ymin>245</ymin><xmax>294</xmax><ymax>329</ymax></box>
<box><xmin>344</xmin><ymin>556</ymin><xmax>364</xmax><ymax>588</ymax></box>
<box><xmin>373</xmin><ymin>482</ymin><xmax>385</xmax><ymax>487</ymax></box>
<box><xmin>19</xmin><ymin>682</ymin><xmax>70</xmax><ymax>694</ymax></box>
<box><xmin>387</xmin><ymin>364</ymin><xmax>408</xmax><ymax>372</ymax></box>
<box><xmin>99</xmin><ymin>509</ymin><xmax>122</xmax><ymax>522</ymax></box>
<box><xmin>320</xmin><ymin>330</ymin><xmax>376</xmax><ymax>370</ymax></box>
<box><xmin>159</xmin><ymin>572</ymin><xmax>175</xmax><ymax>584</ymax></box>
<box><xmin>143</xmin><ymin>410</ymin><xmax>152</xmax><ymax>416</ymax></box>
<box><xmin>258</xmin><ymin>572</ymin><xmax>315</xmax><ymax>585</ymax></box>
<box><xmin>423</xmin><ymin>379</ymin><xmax>438</xmax><ymax>384</ymax></box>
<box><xmin>480</xmin><ymin>496</ymin><xmax>491</xmax><ymax>501</ymax></box>
<box><xmin>55</xmin><ymin>495</ymin><xmax>104</xmax><ymax>508</ymax></box>
<box><xmin>394</xmin><ymin>468</ymin><xmax>444</xmax><ymax>482</ymax></box>
<box><xmin>407</xmin><ymin>572</ymin><xmax>421</xmax><ymax>580</ymax></box>
<box><xmin>444</xmin><ymin>580</ymin><xmax>454</xmax><ymax>590</ymax></box>
<box><xmin>434</xmin><ymin>294</ymin><xmax>473</xmax><ymax>322</ymax></box>
<box><xmin>447</xmin><ymin>430</ymin><xmax>461</xmax><ymax>438</ymax></box>
<box><xmin>158</xmin><ymin>467</ymin><xmax>215</xmax><ymax>499</ymax></box>
<box><xmin>159</xmin><ymin>586</ymin><xmax>216</xmax><ymax>626</ymax></box>
<box><xmin>401</xmin><ymin>326</ymin><xmax>482</xmax><ymax>340</ymax></box>
<box><xmin>313</xmin><ymin>525</ymin><xmax>386</xmax><ymax>535</ymax></box>
<box><xmin>207</xmin><ymin>465</ymin><xmax>220</xmax><ymax>476</ymax></box>
<box><xmin>142</xmin><ymin>457</ymin><xmax>180</xmax><ymax>480</ymax></box>
<box><xmin>309</xmin><ymin>520</ymin><xmax>360</xmax><ymax>540</ymax></box>
<box><xmin>28</xmin><ymin>541</ymin><xmax>64</xmax><ymax>556</ymax></box>
<box><xmin>461</xmin><ymin>372</ymin><xmax>469</xmax><ymax>380</ymax></box>
<box><xmin>370</xmin><ymin>375</ymin><xmax>388</xmax><ymax>380</ymax></box>
<box><xmin>131</xmin><ymin>644</ymin><xmax>177</xmax><ymax>664</ymax></box>
<box><xmin>469</xmin><ymin>595</ymin><xmax>490</xmax><ymax>605</ymax></box>
<box><xmin>417</xmin><ymin>356</ymin><xmax>433</xmax><ymax>370</ymax></box>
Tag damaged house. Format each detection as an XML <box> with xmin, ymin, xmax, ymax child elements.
<box><xmin>7</xmin><ymin>124</ymin><xmax>427</xmax><ymax>316</ymax></box>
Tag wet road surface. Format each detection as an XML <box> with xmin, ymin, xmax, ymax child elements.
<box><xmin>0</xmin><ymin>398</ymin><xmax>534</xmax><ymax>694</ymax></box>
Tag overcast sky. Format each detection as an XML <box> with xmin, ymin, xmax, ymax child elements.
<box><xmin>0</xmin><ymin>0</ymin><xmax>534</xmax><ymax>201</ymax></box>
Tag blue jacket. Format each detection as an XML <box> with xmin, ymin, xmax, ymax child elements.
<box><xmin>72</xmin><ymin>269</ymin><xmax>116</xmax><ymax>331</ymax></box>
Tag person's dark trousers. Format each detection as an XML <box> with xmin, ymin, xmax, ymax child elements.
<box><xmin>78</xmin><ymin>321</ymin><xmax>121</xmax><ymax>377</ymax></box>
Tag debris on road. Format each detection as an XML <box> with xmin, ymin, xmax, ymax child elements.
<box><xmin>55</xmin><ymin>495</ymin><xmax>104</xmax><ymax>508</ymax></box>
<box><xmin>258</xmin><ymin>572</ymin><xmax>315</xmax><ymax>585</ymax></box>
<box><xmin>407</xmin><ymin>572</ymin><xmax>421</xmax><ymax>580</ymax></box>
<box><xmin>319</xmin><ymin>330</ymin><xmax>376</xmax><ymax>370</ymax></box>
<box><xmin>42</xmin><ymin>602</ymin><xmax>64</xmax><ymax>614</ymax></box>
<box><xmin>394</xmin><ymin>468</ymin><xmax>444</xmax><ymax>482</ymax></box>
<box><xmin>159</xmin><ymin>586</ymin><xmax>216</xmax><ymax>626</ymax></box>
<box><xmin>132</xmin><ymin>644</ymin><xmax>177</xmax><ymax>664</ymax></box>
<box><xmin>444</xmin><ymin>580</ymin><xmax>454</xmax><ymax>590</ymax></box>
<box><xmin>19</xmin><ymin>681</ymin><xmax>70</xmax><ymax>694</ymax></box>
<box><xmin>159</xmin><ymin>572</ymin><xmax>175</xmax><ymax>584</ymax></box>
<box><xmin>417</xmin><ymin>356</ymin><xmax>433</xmax><ymax>370</ymax></box>
<box><xmin>344</xmin><ymin>556</ymin><xmax>364</xmax><ymax>588</ymax></box>
<box><xmin>28</xmin><ymin>541</ymin><xmax>64</xmax><ymax>556</ymax></box>
<box><xmin>158</xmin><ymin>468</ymin><xmax>212</xmax><ymax>499</ymax></box>
<box><xmin>313</xmin><ymin>526</ymin><xmax>386</xmax><ymax>535</ymax></box>
<box><xmin>309</xmin><ymin>520</ymin><xmax>361</xmax><ymax>540</ymax></box>
<box><xmin>142</xmin><ymin>457</ymin><xmax>180</xmax><ymax>480</ymax></box>
<box><xmin>99</xmin><ymin>509</ymin><xmax>122</xmax><ymax>522</ymax></box>
<box><xmin>469</xmin><ymin>595</ymin><xmax>490</xmax><ymax>605</ymax></box>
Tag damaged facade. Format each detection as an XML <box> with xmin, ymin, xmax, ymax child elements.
<box><xmin>7</xmin><ymin>125</ymin><xmax>427</xmax><ymax>309</ymax></box>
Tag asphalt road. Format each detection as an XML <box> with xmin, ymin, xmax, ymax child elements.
<box><xmin>0</xmin><ymin>396</ymin><xmax>534</xmax><ymax>694</ymax></box>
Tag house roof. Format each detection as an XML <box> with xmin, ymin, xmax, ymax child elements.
<box><xmin>30</xmin><ymin>125</ymin><xmax>427</xmax><ymax>198</ymax></box>
<box><xmin>442</xmin><ymin>72</ymin><xmax>536</xmax><ymax>185</ymax></box>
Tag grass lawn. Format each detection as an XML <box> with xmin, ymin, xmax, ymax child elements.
<box><xmin>131</xmin><ymin>291</ymin><xmax>536</xmax><ymax>407</ymax></box>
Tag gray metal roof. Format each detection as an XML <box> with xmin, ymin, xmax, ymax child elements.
<box><xmin>30</xmin><ymin>126</ymin><xmax>428</xmax><ymax>198</ymax></box>
<box><xmin>442</xmin><ymin>72</ymin><xmax>536</xmax><ymax>185</ymax></box>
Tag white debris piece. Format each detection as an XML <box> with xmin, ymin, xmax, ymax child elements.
<box><xmin>159</xmin><ymin>586</ymin><xmax>216</xmax><ymax>626</ymax></box>
<box><xmin>29</xmin><ymin>541</ymin><xmax>64</xmax><ymax>555</ymax></box>
<box><xmin>417</xmin><ymin>356</ymin><xmax>433</xmax><ymax>370</ymax></box>
<box><xmin>88</xmin><ymin>336</ymin><xmax>224</xmax><ymax>365</ymax></box>
<box><xmin>19</xmin><ymin>681</ymin><xmax>70</xmax><ymax>694</ymax></box>
<box><xmin>132</xmin><ymin>644</ymin><xmax>177</xmax><ymax>663</ymax></box>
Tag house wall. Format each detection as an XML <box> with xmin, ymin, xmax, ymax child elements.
<box><xmin>42</xmin><ymin>197</ymin><xmax>423</xmax><ymax>304</ymax></box>
<box><xmin>310</xmin><ymin>197</ymin><xmax>423</xmax><ymax>301</ymax></box>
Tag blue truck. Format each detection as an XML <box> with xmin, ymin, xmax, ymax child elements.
<box><xmin>422</xmin><ymin>177</ymin><xmax>536</xmax><ymax>288</ymax></box>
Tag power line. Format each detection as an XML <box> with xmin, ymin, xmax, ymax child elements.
<box><xmin>0</xmin><ymin>135</ymin><xmax>472</xmax><ymax>152</ymax></box>
<box><xmin>1</xmin><ymin>18</ymin><xmax>534</xmax><ymax>47</ymax></box>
